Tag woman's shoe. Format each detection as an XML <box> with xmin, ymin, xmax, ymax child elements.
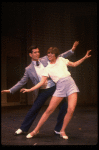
<box><xmin>26</xmin><ymin>130</ymin><xmax>39</xmax><ymax>139</ymax></box>
<box><xmin>26</xmin><ymin>133</ymin><xmax>33</xmax><ymax>138</ymax></box>
<box><xmin>60</xmin><ymin>132</ymin><xmax>68</xmax><ymax>140</ymax></box>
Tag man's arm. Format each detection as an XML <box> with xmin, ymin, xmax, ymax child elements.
<box><xmin>1</xmin><ymin>69</ymin><xmax>29</xmax><ymax>94</ymax></box>
<box><xmin>40</xmin><ymin>41</ymin><xmax>79</xmax><ymax>61</ymax></box>
<box><xmin>59</xmin><ymin>41</ymin><xmax>79</xmax><ymax>58</ymax></box>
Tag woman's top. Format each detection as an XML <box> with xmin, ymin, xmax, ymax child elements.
<box><xmin>43</xmin><ymin>57</ymin><xmax>71</xmax><ymax>83</ymax></box>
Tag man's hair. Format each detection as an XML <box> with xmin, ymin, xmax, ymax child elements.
<box><xmin>28</xmin><ymin>45</ymin><xmax>38</xmax><ymax>53</ymax></box>
<box><xmin>47</xmin><ymin>47</ymin><xmax>60</xmax><ymax>58</ymax></box>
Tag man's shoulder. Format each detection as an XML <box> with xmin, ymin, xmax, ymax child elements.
<box><xmin>25</xmin><ymin>62</ymin><xmax>33</xmax><ymax>70</ymax></box>
<box><xmin>39</xmin><ymin>55</ymin><xmax>48</xmax><ymax>61</ymax></box>
<box><xmin>39</xmin><ymin>56</ymin><xmax>49</xmax><ymax>67</ymax></box>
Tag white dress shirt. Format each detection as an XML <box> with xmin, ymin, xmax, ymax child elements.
<box><xmin>32</xmin><ymin>61</ymin><xmax>55</xmax><ymax>89</ymax></box>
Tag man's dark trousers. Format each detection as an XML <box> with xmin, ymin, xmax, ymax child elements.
<box><xmin>20</xmin><ymin>86</ymin><xmax>67</xmax><ymax>132</ymax></box>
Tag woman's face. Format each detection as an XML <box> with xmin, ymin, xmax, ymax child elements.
<box><xmin>47</xmin><ymin>52</ymin><xmax>56</xmax><ymax>62</ymax></box>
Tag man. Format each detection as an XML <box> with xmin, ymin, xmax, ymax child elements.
<box><xmin>1</xmin><ymin>41</ymin><xmax>79</xmax><ymax>135</ymax></box>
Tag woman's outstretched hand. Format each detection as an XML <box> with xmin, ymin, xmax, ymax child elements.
<box><xmin>20</xmin><ymin>88</ymin><xmax>30</xmax><ymax>93</ymax></box>
<box><xmin>85</xmin><ymin>50</ymin><xmax>92</xmax><ymax>59</ymax></box>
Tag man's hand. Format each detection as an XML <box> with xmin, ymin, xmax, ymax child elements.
<box><xmin>1</xmin><ymin>90</ymin><xmax>10</xmax><ymax>94</ymax></box>
<box><xmin>72</xmin><ymin>41</ymin><xmax>79</xmax><ymax>51</ymax></box>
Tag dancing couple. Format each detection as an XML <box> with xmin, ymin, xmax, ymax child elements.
<box><xmin>1</xmin><ymin>41</ymin><xmax>78</xmax><ymax>136</ymax></box>
<box><xmin>1</xmin><ymin>41</ymin><xmax>91</xmax><ymax>139</ymax></box>
<box><xmin>20</xmin><ymin>47</ymin><xmax>91</xmax><ymax>139</ymax></box>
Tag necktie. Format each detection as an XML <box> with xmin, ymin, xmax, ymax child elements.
<box><xmin>36</xmin><ymin>61</ymin><xmax>39</xmax><ymax>66</ymax></box>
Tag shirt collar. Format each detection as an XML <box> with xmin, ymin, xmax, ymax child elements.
<box><xmin>32</xmin><ymin>60</ymin><xmax>40</xmax><ymax>66</ymax></box>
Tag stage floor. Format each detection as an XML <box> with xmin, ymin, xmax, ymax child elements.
<box><xmin>1</xmin><ymin>105</ymin><xmax>98</xmax><ymax>146</ymax></box>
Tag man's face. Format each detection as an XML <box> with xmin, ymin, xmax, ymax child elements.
<box><xmin>29</xmin><ymin>48</ymin><xmax>40</xmax><ymax>61</ymax></box>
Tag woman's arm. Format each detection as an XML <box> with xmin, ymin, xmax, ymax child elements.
<box><xmin>20</xmin><ymin>76</ymin><xmax>48</xmax><ymax>93</ymax></box>
<box><xmin>67</xmin><ymin>50</ymin><xmax>91</xmax><ymax>67</ymax></box>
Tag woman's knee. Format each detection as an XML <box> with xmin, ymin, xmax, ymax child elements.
<box><xmin>45</xmin><ymin>107</ymin><xmax>55</xmax><ymax>115</ymax></box>
<box><xmin>67</xmin><ymin>93</ymin><xmax>77</xmax><ymax>114</ymax></box>
<box><xmin>67</xmin><ymin>107</ymin><xmax>75</xmax><ymax>115</ymax></box>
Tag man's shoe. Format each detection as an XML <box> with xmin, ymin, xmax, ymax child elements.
<box><xmin>54</xmin><ymin>130</ymin><xmax>61</xmax><ymax>135</ymax></box>
<box><xmin>14</xmin><ymin>129</ymin><xmax>27</xmax><ymax>136</ymax></box>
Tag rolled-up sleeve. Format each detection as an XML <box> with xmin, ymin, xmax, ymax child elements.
<box><xmin>42</xmin><ymin>68</ymin><xmax>49</xmax><ymax>77</ymax></box>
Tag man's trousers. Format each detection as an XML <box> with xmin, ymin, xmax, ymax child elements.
<box><xmin>20</xmin><ymin>86</ymin><xmax>67</xmax><ymax>132</ymax></box>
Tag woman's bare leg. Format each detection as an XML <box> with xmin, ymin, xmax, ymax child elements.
<box><xmin>60</xmin><ymin>92</ymin><xmax>77</xmax><ymax>136</ymax></box>
<box><xmin>30</xmin><ymin>96</ymin><xmax>63</xmax><ymax>136</ymax></box>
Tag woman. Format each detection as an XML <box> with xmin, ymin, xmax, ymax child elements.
<box><xmin>20</xmin><ymin>47</ymin><xmax>91</xmax><ymax>139</ymax></box>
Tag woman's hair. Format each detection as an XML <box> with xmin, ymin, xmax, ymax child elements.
<box><xmin>28</xmin><ymin>45</ymin><xmax>38</xmax><ymax>53</ymax></box>
<box><xmin>47</xmin><ymin>47</ymin><xmax>60</xmax><ymax>58</ymax></box>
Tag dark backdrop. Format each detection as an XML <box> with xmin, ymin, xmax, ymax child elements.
<box><xmin>1</xmin><ymin>2</ymin><xmax>97</xmax><ymax>106</ymax></box>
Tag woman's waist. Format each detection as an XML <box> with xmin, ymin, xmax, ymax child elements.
<box><xmin>56</xmin><ymin>75</ymin><xmax>72</xmax><ymax>83</ymax></box>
